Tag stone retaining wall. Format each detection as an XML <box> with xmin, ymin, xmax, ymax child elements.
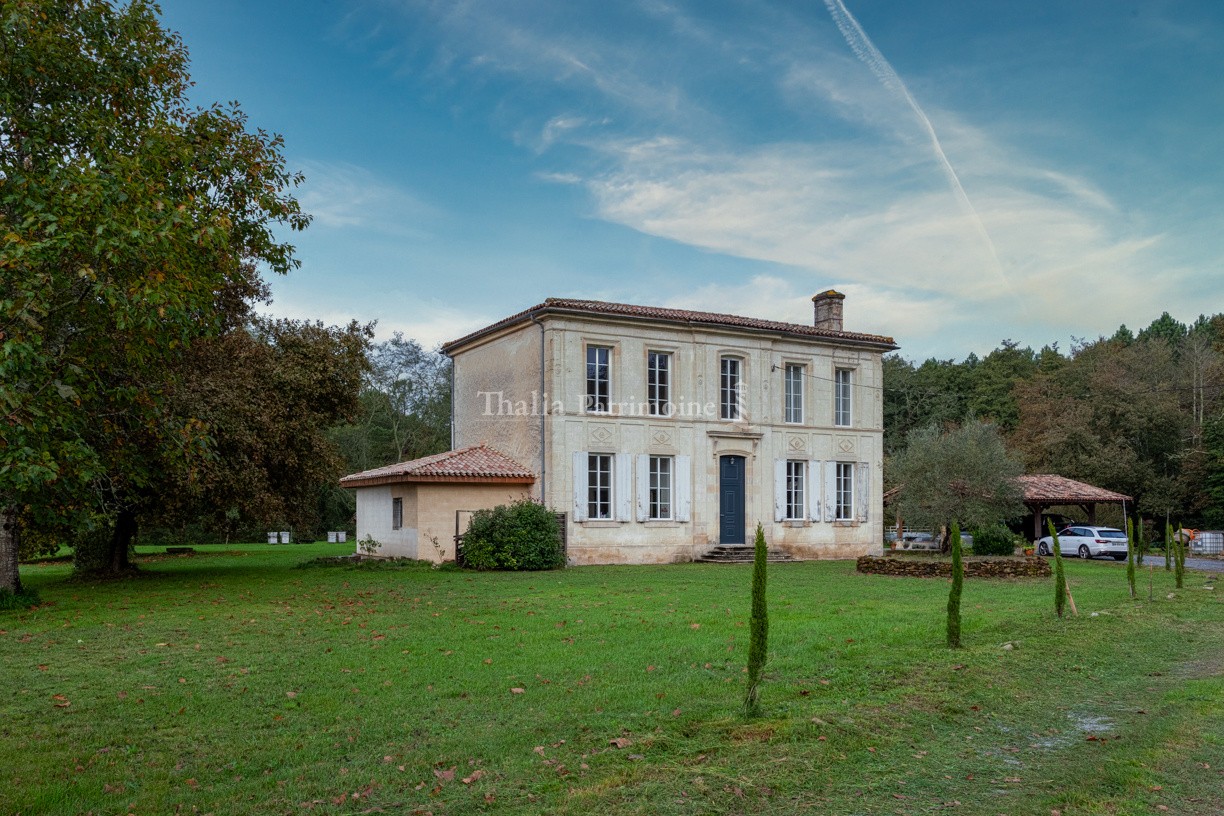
<box><xmin>857</xmin><ymin>555</ymin><xmax>1051</xmax><ymax>579</ymax></box>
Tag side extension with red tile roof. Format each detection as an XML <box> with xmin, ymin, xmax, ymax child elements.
<box><xmin>339</xmin><ymin>444</ymin><xmax>536</xmax><ymax>488</ymax></box>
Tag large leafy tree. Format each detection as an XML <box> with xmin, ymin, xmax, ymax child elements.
<box><xmin>329</xmin><ymin>334</ymin><xmax>451</xmax><ymax>474</ymax></box>
<box><xmin>891</xmin><ymin>420</ymin><xmax>1025</xmax><ymax>549</ymax></box>
<box><xmin>1011</xmin><ymin>335</ymin><xmax>1192</xmax><ymax>523</ymax></box>
<box><xmin>147</xmin><ymin>317</ymin><xmax>372</xmax><ymax>542</ymax></box>
<box><xmin>1</xmin><ymin>0</ymin><xmax>308</xmax><ymax>586</ymax></box>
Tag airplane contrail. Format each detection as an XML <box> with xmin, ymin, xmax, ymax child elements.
<box><xmin>823</xmin><ymin>0</ymin><xmax>1009</xmax><ymax>289</ymax></box>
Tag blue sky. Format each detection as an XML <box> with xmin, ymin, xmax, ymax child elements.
<box><xmin>157</xmin><ymin>0</ymin><xmax>1224</xmax><ymax>360</ymax></box>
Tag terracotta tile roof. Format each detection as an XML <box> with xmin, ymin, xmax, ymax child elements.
<box><xmin>339</xmin><ymin>444</ymin><xmax>536</xmax><ymax>488</ymax></box>
<box><xmin>442</xmin><ymin>297</ymin><xmax>898</xmax><ymax>354</ymax></box>
<box><xmin>884</xmin><ymin>475</ymin><xmax>1132</xmax><ymax>506</ymax></box>
<box><xmin>1016</xmin><ymin>474</ymin><xmax>1132</xmax><ymax>504</ymax></box>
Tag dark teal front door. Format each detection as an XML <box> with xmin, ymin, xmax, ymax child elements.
<box><xmin>719</xmin><ymin>455</ymin><xmax>746</xmax><ymax>545</ymax></box>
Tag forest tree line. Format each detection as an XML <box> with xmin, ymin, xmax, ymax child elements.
<box><xmin>883</xmin><ymin>312</ymin><xmax>1224</xmax><ymax>530</ymax></box>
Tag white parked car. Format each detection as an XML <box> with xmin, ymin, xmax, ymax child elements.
<box><xmin>1036</xmin><ymin>526</ymin><xmax>1129</xmax><ymax>560</ymax></box>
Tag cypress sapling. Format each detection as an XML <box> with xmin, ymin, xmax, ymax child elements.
<box><xmin>1126</xmin><ymin>518</ymin><xmax>1136</xmax><ymax>600</ymax></box>
<box><xmin>744</xmin><ymin>523</ymin><xmax>769</xmax><ymax>717</ymax></box>
<box><xmin>946</xmin><ymin>521</ymin><xmax>964</xmax><ymax>648</ymax></box>
<box><xmin>1174</xmin><ymin>525</ymin><xmax>1186</xmax><ymax>589</ymax></box>
<box><xmin>1050</xmin><ymin>519</ymin><xmax>1067</xmax><ymax>618</ymax></box>
<box><xmin>1165</xmin><ymin>521</ymin><xmax>1172</xmax><ymax>571</ymax></box>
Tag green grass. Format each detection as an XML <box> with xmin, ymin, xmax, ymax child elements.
<box><xmin>4</xmin><ymin>544</ymin><xmax>1223</xmax><ymax>815</ymax></box>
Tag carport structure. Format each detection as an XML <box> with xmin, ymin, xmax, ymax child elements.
<box><xmin>1015</xmin><ymin>474</ymin><xmax>1132</xmax><ymax>541</ymax></box>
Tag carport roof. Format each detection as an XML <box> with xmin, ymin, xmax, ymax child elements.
<box><xmin>339</xmin><ymin>444</ymin><xmax>536</xmax><ymax>488</ymax></box>
<box><xmin>1016</xmin><ymin>475</ymin><xmax>1132</xmax><ymax>504</ymax></box>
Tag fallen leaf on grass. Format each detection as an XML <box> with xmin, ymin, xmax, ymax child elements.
<box><xmin>461</xmin><ymin>770</ymin><xmax>484</xmax><ymax>784</ymax></box>
<box><xmin>510</xmin><ymin>687</ymin><xmax>525</xmax><ymax>694</ymax></box>
<box><xmin>433</xmin><ymin>767</ymin><xmax>455</xmax><ymax>782</ymax></box>
<box><xmin>609</xmin><ymin>738</ymin><xmax>632</xmax><ymax>749</ymax></box>
<box><xmin>533</xmin><ymin>746</ymin><xmax>546</xmax><ymax>756</ymax></box>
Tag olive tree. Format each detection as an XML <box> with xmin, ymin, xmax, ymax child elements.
<box><xmin>891</xmin><ymin>420</ymin><xmax>1025</xmax><ymax>550</ymax></box>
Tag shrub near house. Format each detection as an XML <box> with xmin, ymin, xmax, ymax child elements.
<box><xmin>461</xmin><ymin>500</ymin><xmax>564</xmax><ymax>570</ymax></box>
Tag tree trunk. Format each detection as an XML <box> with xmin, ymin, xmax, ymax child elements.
<box><xmin>0</xmin><ymin>507</ymin><xmax>22</xmax><ymax>594</ymax></box>
<box><xmin>108</xmin><ymin>507</ymin><xmax>138</xmax><ymax>574</ymax></box>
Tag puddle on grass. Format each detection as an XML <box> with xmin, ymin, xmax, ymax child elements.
<box><xmin>1027</xmin><ymin>711</ymin><xmax>1115</xmax><ymax>750</ymax></box>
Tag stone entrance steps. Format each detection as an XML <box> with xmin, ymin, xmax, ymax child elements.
<box><xmin>697</xmin><ymin>545</ymin><xmax>796</xmax><ymax>564</ymax></box>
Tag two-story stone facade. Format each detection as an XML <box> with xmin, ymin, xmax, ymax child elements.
<box><xmin>432</xmin><ymin>292</ymin><xmax>898</xmax><ymax>564</ymax></box>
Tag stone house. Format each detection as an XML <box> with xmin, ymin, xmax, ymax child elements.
<box><xmin>342</xmin><ymin>291</ymin><xmax>898</xmax><ymax>564</ymax></box>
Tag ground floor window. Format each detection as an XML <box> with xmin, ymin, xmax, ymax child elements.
<box><xmin>588</xmin><ymin>454</ymin><xmax>613</xmax><ymax>520</ymax></box>
<box><xmin>835</xmin><ymin>463</ymin><xmax>854</xmax><ymax>521</ymax></box>
<box><xmin>649</xmin><ymin>455</ymin><xmax>673</xmax><ymax>520</ymax></box>
<box><xmin>785</xmin><ymin>461</ymin><xmax>805</xmax><ymax>520</ymax></box>
<box><xmin>392</xmin><ymin>497</ymin><xmax>403</xmax><ymax>530</ymax></box>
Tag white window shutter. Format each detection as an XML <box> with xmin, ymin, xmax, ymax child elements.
<box><xmin>615</xmin><ymin>452</ymin><xmax>633</xmax><ymax>522</ymax></box>
<box><xmin>675</xmin><ymin>455</ymin><xmax>692</xmax><ymax>522</ymax></box>
<box><xmin>773</xmin><ymin>459</ymin><xmax>786</xmax><ymax>522</ymax></box>
<box><xmin>823</xmin><ymin>460</ymin><xmax>837</xmax><ymax>522</ymax></box>
<box><xmin>808</xmin><ymin>459</ymin><xmax>822</xmax><ymax>521</ymax></box>
<box><xmin>572</xmin><ymin>451</ymin><xmax>588</xmax><ymax>522</ymax></box>
<box><xmin>635</xmin><ymin>455</ymin><xmax>649</xmax><ymax>522</ymax></box>
<box><xmin>856</xmin><ymin>461</ymin><xmax>870</xmax><ymax>523</ymax></box>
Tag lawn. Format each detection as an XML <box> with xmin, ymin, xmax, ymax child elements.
<box><xmin>4</xmin><ymin>545</ymin><xmax>1222</xmax><ymax>815</ymax></box>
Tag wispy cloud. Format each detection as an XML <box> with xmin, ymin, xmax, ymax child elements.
<box><xmin>296</xmin><ymin>159</ymin><xmax>440</xmax><ymax>236</ymax></box>
<box><xmin>364</xmin><ymin>0</ymin><xmax>1207</xmax><ymax>356</ymax></box>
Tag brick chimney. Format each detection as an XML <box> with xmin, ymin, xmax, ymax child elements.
<box><xmin>812</xmin><ymin>289</ymin><xmax>845</xmax><ymax>331</ymax></box>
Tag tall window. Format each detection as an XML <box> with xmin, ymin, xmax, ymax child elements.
<box><xmin>587</xmin><ymin>454</ymin><xmax>613</xmax><ymax>519</ymax></box>
<box><xmin>784</xmin><ymin>364</ymin><xmax>804</xmax><ymax>423</ymax></box>
<box><xmin>649</xmin><ymin>455</ymin><xmax>673</xmax><ymax>520</ymax></box>
<box><xmin>647</xmin><ymin>351</ymin><xmax>672</xmax><ymax>416</ymax></box>
<box><xmin>720</xmin><ymin>356</ymin><xmax>742</xmax><ymax>420</ymax></box>
<box><xmin>586</xmin><ymin>346</ymin><xmax>610</xmax><ymax>413</ymax></box>
<box><xmin>834</xmin><ymin>368</ymin><xmax>852</xmax><ymax>427</ymax></box>
<box><xmin>785</xmin><ymin>460</ymin><xmax>805</xmax><ymax>520</ymax></box>
<box><xmin>392</xmin><ymin>497</ymin><xmax>403</xmax><ymax>530</ymax></box>
<box><xmin>835</xmin><ymin>462</ymin><xmax>854</xmax><ymax>520</ymax></box>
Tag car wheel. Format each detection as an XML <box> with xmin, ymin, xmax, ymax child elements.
<box><xmin>1078</xmin><ymin>544</ymin><xmax>1091</xmax><ymax>559</ymax></box>
<box><xmin>1037</xmin><ymin>542</ymin><xmax>1049</xmax><ymax>556</ymax></box>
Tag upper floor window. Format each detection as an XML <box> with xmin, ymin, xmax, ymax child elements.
<box><xmin>649</xmin><ymin>455</ymin><xmax>673</xmax><ymax>520</ymax></box>
<box><xmin>587</xmin><ymin>453</ymin><xmax>613</xmax><ymax>519</ymax></box>
<box><xmin>586</xmin><ymin>346</ymin><xmax>611</xmax><ymax>413</ymax></box>
<box><xmin>784</xmin><ymin>364</ymin><xmax>804</xmax><ymax>423</ymax></box>
<box><xmin>647</xmin><ymin>351</ymin><xmax>672</xmax><ymax>417</ymax></box>
<box><xmin>834</xmin><ymin>368</ymin><xmax>852</xmax><ymax>427</ymax></box>
<box><xmin>720</xmin><ymin>356</ymin><xmax>742</xmax><ymax>420</ymax></box>
<box><xmin>785</xmin><ymin>460</ymin><xmax>805</xmax><ymax>520</ymax></box>
<box><xmin>835</xmin><ymin>462</ymin><xmax>855</xmax><ymax>520</ymax></box>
